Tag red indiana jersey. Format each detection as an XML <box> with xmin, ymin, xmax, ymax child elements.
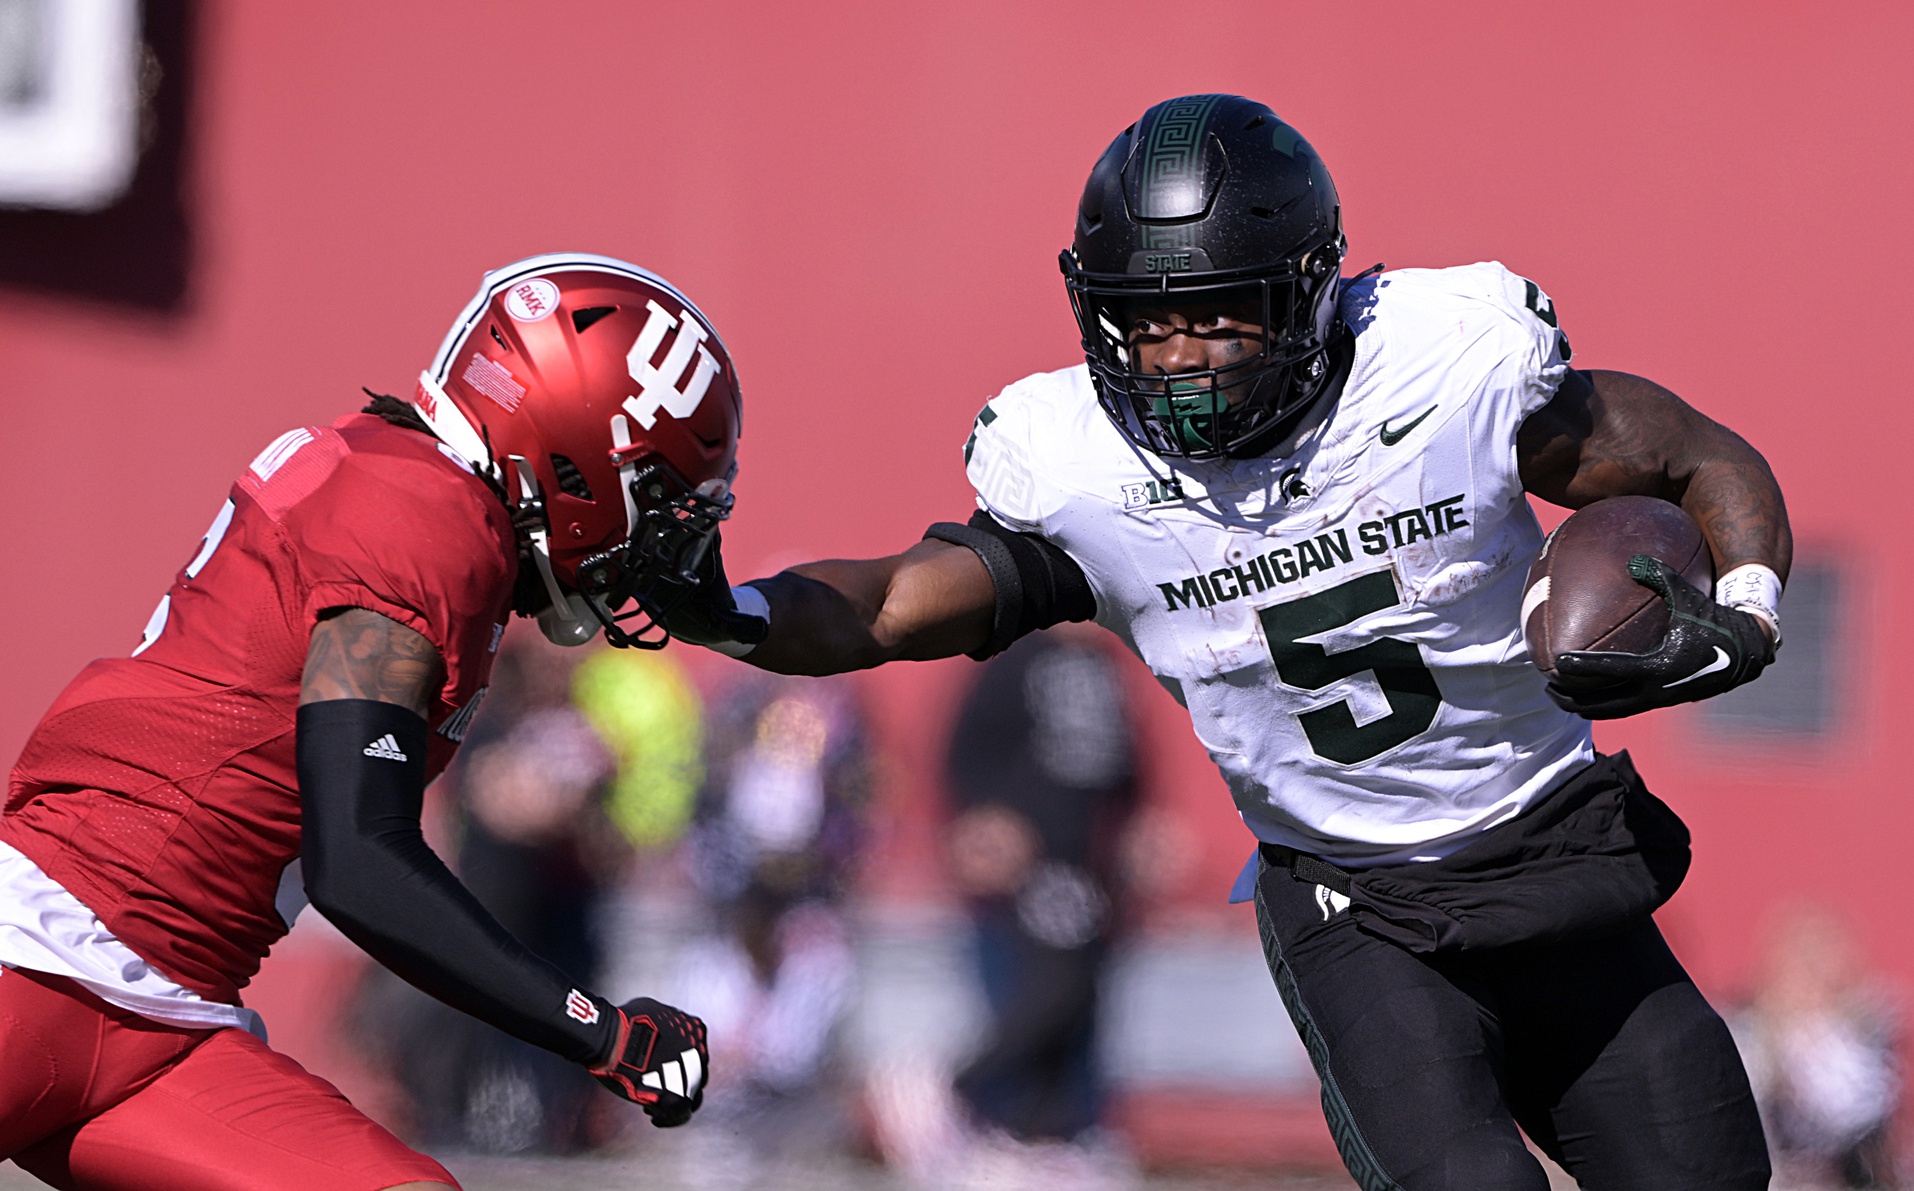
<box><xmin>2</xmin><ymin>413</ymin><xmax>516</xmax><ymax>1004</ymax></box>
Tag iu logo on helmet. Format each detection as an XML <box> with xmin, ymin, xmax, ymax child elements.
<box><xmin>623</xmin><ymin>299</ymin><xmax>722</xmax><ymax>430</ymax></box>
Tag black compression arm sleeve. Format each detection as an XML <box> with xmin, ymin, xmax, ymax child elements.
<box><xmin>924</xmin><ymin>510</ymin><xmax>1096</xmax><ymax>659</ymax></box>
<box><xmin>296</xmin><ymin>700</ymin><xmax>615</xmax><ymax>1067</ymax></box>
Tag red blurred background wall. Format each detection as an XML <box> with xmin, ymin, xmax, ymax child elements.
<box><xmin>2</xmin><ymin>0</ymin><xmax>1909</xmax><ymax>1010</ymax></box>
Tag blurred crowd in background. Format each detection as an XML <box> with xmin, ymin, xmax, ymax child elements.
<box><xmin>340</xmin><ymin>626</ymin><xmax>1155</xmax><ymax>1187</ymax></box>
<box><xmin>1734</xmin><ymin>905</ymin><xmax>1902</xmax><ymax>1189</ymax></box>
<box><xmin>321</xmin><ymin>625</ymin><xmax>1908</xmax><ymax>1189</ymax></box>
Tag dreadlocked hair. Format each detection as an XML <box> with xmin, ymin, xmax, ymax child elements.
<box><xmin>361</xmin><ymin>389</ymin><xmax>434</xmax><ymax>436</ymax></box>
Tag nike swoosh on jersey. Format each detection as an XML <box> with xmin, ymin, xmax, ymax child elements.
<box><xmin>1662</xmin><ymin>646</ymin><xmax>1731</xmax><ymax>689</ymax></box>
<box><xmin>1379</xmin><ymin>406</ymin><xmax>1437</xmax><ymax>446</ymax></box>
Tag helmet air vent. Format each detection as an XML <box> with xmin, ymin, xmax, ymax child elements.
<box><xmin>571</xmin><ymin>305</ymin><xmax>618</xmax><ymax>334</ymax></box>
<box><xmin>489</xmin><ymin>324</ymin><xmax>508</xmax><ymax>349</ymax></box>
<box><xmin>550</xmin><ymin>454</ymin><xmax>594</xmax><ymax>501</ymax></box>
<box><xmin>1243</xmin><ymin>114</ymin><xmax>1266</xmax><ymax>131</ymax></box>
<box><xmin>1250</xmin><ymin>206</ymin><xmax>1276</xmax><ymax>220</ymax></box>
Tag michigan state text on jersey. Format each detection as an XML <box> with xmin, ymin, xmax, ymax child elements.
<box><xmin>964</xmin><ymin>262</ymin><xmax>1592</xmax><ymax>866</ymax></box>
<box><xmin>664</xmin><ymin>94</ymin><xmax>1788</xmax><ymax>1190</ymax></box>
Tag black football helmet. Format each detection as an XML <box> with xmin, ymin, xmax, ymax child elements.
<box><xmin>1062</xmin><ymin>94</ymin><xmax>1346</xmax><ymax>459</ymax></box>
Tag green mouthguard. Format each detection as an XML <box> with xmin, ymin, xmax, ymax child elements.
<box><xmin>1152</xmin><ymin>383</ymin><xmax>1221</xmax><ymax>453</ymax></box>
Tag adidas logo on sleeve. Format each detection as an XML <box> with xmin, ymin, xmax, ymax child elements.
<box><xmin>362</xmin><ymin>734</ymin><xmax>408</xmax><ymax>761</ymax></box>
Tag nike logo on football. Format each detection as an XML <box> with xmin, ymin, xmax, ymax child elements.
<box><xmin>362</xmin><ymin>734</ymin><xmax>408</xmax><ymax>761</ymax></box>
<box><xmin>1663</xmin><ymin>646</ymin><xmax>1731</xmax><ymax>689</ymax></box>
<box><xmin>1379</xmin><ymin>406</ymin><xmax>1437</xmax><ymax>446</ymax></box>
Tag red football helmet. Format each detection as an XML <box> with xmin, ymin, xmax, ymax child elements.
<box><xmin>412</xmin><ymin>253</ymin><xmax>742</xmax><ymax>648</ymax></box>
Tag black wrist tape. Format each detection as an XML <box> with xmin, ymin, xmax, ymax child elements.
<box><xmin>925</xmin><ymin>510</ymin><xmax>1096</xmax><ymax>659</ymax></box>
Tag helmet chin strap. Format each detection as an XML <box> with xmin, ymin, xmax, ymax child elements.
<box><xmin>538</xmin><ymin>594</ymin><xmax>598</xmax><ymax>647</ymax></box>
<box><xmin>416</xmin><ymin>376</ymin><xmax>593</xmax><ymax>645</ymax></box>
<box><xmin>608</xmin><ymin>414</ymin><xmax>641</xmax><ymax>537</ymax></box>
<box><xmin>506</xmin><ymin>455</ymin><xmax>599</xmax><ymax>647</ymax></box>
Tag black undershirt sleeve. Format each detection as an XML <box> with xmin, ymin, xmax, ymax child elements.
<box><xmin>924</xmin><ymin>509</ymin><xmax>1096</xmax><ymax>659</ymax></box>
<box><xmin>296</xmin><ymin>699</ymin><xmax>615</xmax><ymax>1067</ymax></box>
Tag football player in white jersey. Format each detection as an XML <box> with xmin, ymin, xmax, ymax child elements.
<box><xmin>661</xmin><ymin>95</ymin><xmax>1785</xmax><ymax>1189</ymax></box>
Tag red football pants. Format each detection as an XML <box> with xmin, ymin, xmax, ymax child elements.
<box><xmin>0</xmin><ymin>966</ymin><xmax>458</xmax><ymax>1191</ymax></box>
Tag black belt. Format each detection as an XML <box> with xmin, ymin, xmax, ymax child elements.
<box><xmin>1261</xmin><ymin>843</ymin><xmax>1352</xmax><ymax>897</ymax></box>
<box><xmin>1253</xmin><ymin>754</ymin><xmax>1692</xmax><ymax>955</ymax></box>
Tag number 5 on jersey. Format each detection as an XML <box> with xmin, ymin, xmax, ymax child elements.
<box><xmin>1258</xmin><ymin>570</ymin><xmax>1442</xmax><ymax>765</ymax></box>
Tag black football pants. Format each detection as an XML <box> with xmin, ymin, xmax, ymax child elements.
<box><xmin>1255</xmin><ymin>858</ymin><xmax>1769</xmax><ymax>1191</ymax></box>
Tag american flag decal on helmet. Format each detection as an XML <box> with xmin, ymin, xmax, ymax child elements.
<box><xmin>565</xmin><ymin>989</ymin><xmax>600</xmax><ymax>1025</ymax></box>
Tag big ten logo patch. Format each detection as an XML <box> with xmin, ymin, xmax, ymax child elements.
<box><xmin>623</xmin><ymin>300</ymin><xmax>722</xmax><ymax>430</ymax></box>
<box><xmin>1121</xmin><ymin>477</ymin><xmax>1186</xmax><ymax>510</ymax></box>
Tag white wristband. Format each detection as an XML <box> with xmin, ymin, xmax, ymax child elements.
<box><xmin>732</xmin><ymin>583</ymin><xmax>770</xmax><ymax>622</ymax></box>
<box><xmin>1714</xmin><ymin>564</ymin><xmax>1782</xmax><ymax>644</ymax></box>
<box><xmin>703</xmin><ymin>584</ymin><xmax>771</xmax><ymax>659</ymax></box>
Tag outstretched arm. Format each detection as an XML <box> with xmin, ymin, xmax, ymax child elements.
<box><xmin>663</xmin><ymin>514</ymin><xmax>1094</xmax><ymax>673</ymax></box>
<box><xmin>741</xmin><ymin>539</ymin><xmax>997</xmax><ymax>675</ymax></box>
<box><xmin>298</xmin><ymin>608</ymin><xmax>707</xmax><ymax>1125</ymax></box>
<box><xmin>1517</xmin><ymin>368</ymin><xmax>1791</xmax><ymax>581</ymax></box>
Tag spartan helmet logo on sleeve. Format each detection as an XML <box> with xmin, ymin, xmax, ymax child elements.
<box><xmin>411</xmin><ymin>254</ymin><xmax>744</xmax><ymax>649</ymax></box>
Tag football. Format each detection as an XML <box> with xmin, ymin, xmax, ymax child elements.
<box><xmin>1521</xmin><ymin>496</ymin><xmax>1714</xmax><ymax>678</ymax></box>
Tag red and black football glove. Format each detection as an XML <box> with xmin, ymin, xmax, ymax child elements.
<box><xmin>1547</xmin><ymin>554</ymin><xmax>1775</xmax><ymax>719</ymax></box>
<box><xmin>587</xmin><ymin>997</ymin><xmax>710</xmax><ymax>1128</ymax></box>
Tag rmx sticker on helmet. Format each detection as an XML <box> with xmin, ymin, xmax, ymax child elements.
<box><xmin>505</xmin><ymin>279</ymin><xmax>560</xmax><ymax>323</ymax></box>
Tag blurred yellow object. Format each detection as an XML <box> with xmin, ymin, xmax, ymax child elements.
<box><xmin>571</xmin><ymin>648</ymin><xmax>704</xmax><ymax>849</ymax></box>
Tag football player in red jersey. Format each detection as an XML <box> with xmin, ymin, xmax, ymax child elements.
<box><xmin>0</xmin><ymin>255</ymin><xmax>751</xmax><ymax>1191</ymax></box>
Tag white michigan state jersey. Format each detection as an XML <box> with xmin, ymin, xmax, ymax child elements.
<box><xmin>965</xmin><ymin>262</ymin><xmax>1595</xmax><ymax>866</ymax></box>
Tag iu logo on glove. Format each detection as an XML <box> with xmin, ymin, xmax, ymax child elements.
<box><xmin>623</xmin><ymin>299</ymin><xmax>723</xmax><ymax>430</ymax></box>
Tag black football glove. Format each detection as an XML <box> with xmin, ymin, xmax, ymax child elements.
<box><xmin>658</xmin><ymin>531</ymin><xmax>769</xmax><ymax>654</ymax></box>
<box><xmin>587</xmin><ymin>996</ymin><xmax>710</xmax><ymax>1127</ymax></box>
<box><xmin>1547</xmin><ymin>554</ymin><xmax>1776</xmax><ymax>720</ymax></box>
